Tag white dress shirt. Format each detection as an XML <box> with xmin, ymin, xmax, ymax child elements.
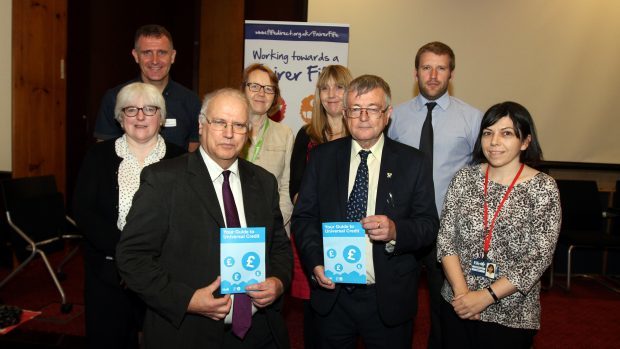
<box><xmin>347</xmin><ymin>135</ymin><xmax>385</xmax><ymax>284</ymax></box>
<box><xmin>199</xmin><ymin>147</ymin><xmax>256</xmax><ymax>323</ymax></box>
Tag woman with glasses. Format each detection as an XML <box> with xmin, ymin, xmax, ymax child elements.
<box><xmin>289</xmin><ymin>64</ymin><xmax>353</xmax><ymax>349</ymax></box>
<box><xmin>437</xmin><ymin>102</ymin><xmax>561</xmax><ymax>348</ymax></box>
<box><xmin>241</xmin><ymin>63</ymin><xmax>294</xmax><ymax>236</ymax></box>
<box><xmin>74</xmin><ymin>82</ymin><xmax>185</xmax><ymax>349</ymax></box>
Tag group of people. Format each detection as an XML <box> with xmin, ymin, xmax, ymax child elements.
<box><xmin>72</xmin><ymin>24</ymin><xmax>562</xmax><ymax>349</ymax></box>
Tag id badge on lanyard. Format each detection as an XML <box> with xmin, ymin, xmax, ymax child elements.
<box><xmin>469</xmin><ymin>163</ymin><xmax>524</xmax><ymax>280</ymax></box>
<box><xmin>470</xmin><ymin>258</ymin><xmax>498</xmax><ymax>279</ymax></box>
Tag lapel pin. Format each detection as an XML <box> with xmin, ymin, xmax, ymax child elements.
<box><xmin>387</xmin><ymin>172</ymin><xmax>392</xmax><ymax>179</ymax></box>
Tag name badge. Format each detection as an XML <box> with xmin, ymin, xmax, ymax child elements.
<box><xmin>470</xmin><ymin>258</ymin><xmax>498</xmax><ymax>279</ymax></box>
<box><xmin>165</xmin><ymin>118</ymin><xmax>177</xmax><ymax>127</ymax></box>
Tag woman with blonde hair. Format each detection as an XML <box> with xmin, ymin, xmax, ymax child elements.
<box><xmin>290</xmin><ymin>65</ymin><xmax>353</xmax><ymax>203</ymax></box>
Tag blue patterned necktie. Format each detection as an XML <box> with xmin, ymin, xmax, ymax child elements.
<box><xmin>222</xmin><ymin>171</ymin><xmax>251</xmax><ymax>339</ymax></box>
<box><xmin>346</xmin><ymin>150</ymin><xmax>371</xmax><ymax>222</ymax></box>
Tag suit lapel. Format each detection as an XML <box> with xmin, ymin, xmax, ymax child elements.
<box><xmin>336</xmin><ymin>138</ymin><xmax>352</xmax><ymax>218</ymax></box>
<box><xmin>376</xmin><ymin>138</ymin><xmax>396</xmax><ymax>215</ymax></box>
<box><xmin>238</xmin><ymin>159</ymin><xmax>262</xmax><ymax>227</ymax></box>
<box><xmin>187</xmin><ymin>152</ymin><xmax>226</xmax><ymax>227</ymax></box>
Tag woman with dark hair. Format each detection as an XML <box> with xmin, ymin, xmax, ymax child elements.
<box><xmin>241</xmin><ymin>63</ymin><xmax>294</xmax><ymax>235</ymax></box>
<box><xmin>74</xmin><ymin>82</ymin><xmax>185</xmax><ymax>349</ymax></box>
<box><xmin>288</xmin><ymin>64</ymin><xmax>352</xmax><ymax>349</ymax></box>
<box><xmin>437</xmin><ymin>101</ymin><xmax>561</xmax><ymax>348</ymax></box>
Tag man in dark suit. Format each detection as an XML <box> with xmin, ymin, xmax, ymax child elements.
<box><xmin>116</xmin><ymin>88</ymin><xmax>292</xmax><ymax>348</ymax></box>
<box><xmin>292</xmin><ymin>75</ymin><xmax>439</xmax><ymax>348</ymax></box>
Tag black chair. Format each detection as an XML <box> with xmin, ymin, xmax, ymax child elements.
<box><xmin>0</xmin><ymin>175</ymin><xmax>81</xmax><ymax>313</ymax></box>
<box><xmin>554</xmin><ymin>179</ymin><xmax>620</xmax><ymax>292</ymax></box>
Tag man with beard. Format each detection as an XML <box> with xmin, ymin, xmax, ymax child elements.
<box><xmin>387</xmin><ymin>41</ymin><xmax>482</xmax><ymax>349</ymax></box>
<box><xmin>94</xmin><ymin>24</ymin><xmax>201</xmax><ymax>151</ymax></box>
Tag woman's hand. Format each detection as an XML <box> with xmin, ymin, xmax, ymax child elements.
<box><xmin>451</xmin><ymin>289</ymin><xmax>494</xmax><ymax>320</ymax></box>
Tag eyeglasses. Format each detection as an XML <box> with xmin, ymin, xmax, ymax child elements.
<box><xmin>122</xmin><ymin>106</ymin><xmax>160</xmax><ymax>117</ymax></box>
<box><xmin>205</xmin><ymin>117</ymin><xmax>249</xmax><ymax>134</ymax></box>
<box><xmin>344</xmin><ymin>107</ymin><xmax>388</xmax><ymax>119</ymax></box>
<box><xmin>245</xmin><ymin>82</ymin><xmax>276</xmax><ymax>95</ymax></box>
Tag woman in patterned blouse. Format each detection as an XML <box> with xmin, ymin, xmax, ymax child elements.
<box><xmin>74</xmin><ymin>83</ymin><xmax>185</xmax><ymax>349</ymax></box>
<box><xmin>437</xmin><ymin>101</ymin><xmax>561</xmax><ymax>348</ymax></box>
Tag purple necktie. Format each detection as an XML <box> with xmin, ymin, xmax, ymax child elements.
<box><xmin>222</xmin><ymin>170</ymin><xmax>251</xmax><ymax>339</ymax></box>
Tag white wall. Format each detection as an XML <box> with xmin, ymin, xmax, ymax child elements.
<box><xmin>309</xmin><ymin>0</ymin><xmax>620</xmax><ymax>164</ymax></box>
<box><xmin>0</xmin><ymin>0</ymin><xmax>11</xmax><ymax>171</ymax></box>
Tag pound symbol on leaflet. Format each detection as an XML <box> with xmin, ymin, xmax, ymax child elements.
<box><xmin>343</xmin><ymin>245</ymin><xmax>361</xmax><ymax>264</ymax></box>
<box><xmin>347</xmin><ymin>249</ymin><xmax>356</xmax><ymax>261</ymax></box>
<box><xmin>327</xmin><ymin>248</ymin><xmax>337</xmax><ymax>259</ymax></box>
<box><xmin>246</xmin><ymin>256</ymin><xmax>255</xmax><ymax>268</ymax></box>
<box><xmin>242</xmin><ymin>252</ymin><xmax>260</xmax><ymax>271</ymax></box>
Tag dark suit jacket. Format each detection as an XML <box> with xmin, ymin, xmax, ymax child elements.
<box><xmin>292</xmin><ymin>136</ymin><xmax>438</xmax><ymax>327</ymax></box>
<box><xmin>116</xmin><ymin>151</ymin><xmax>292</xmax><ymax>348</ymax></box>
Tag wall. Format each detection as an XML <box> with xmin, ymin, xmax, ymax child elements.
<box><xmin>309</xmin><ymin>0</ymin><xmax>620</xmax><ymax>164</ymax></box>
<box><xmin>2</xmin><ymin>1</ymin><xmax>619</xmax><ymax>169</ymax></box>
<box><xmin>0</xmin><ymin>1</ymin><xmax>11</xmax><ymax>171</ymax></box>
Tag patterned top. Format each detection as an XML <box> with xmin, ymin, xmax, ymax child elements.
<box><xmin>437</xmin><ymin>164</ymin><xmax>561</xmax><ymax>329</ymax></box>
<box><xmin>115</xmin><ymin>134</ymin><xmax>167</xmax><ymax>230</ymax></box>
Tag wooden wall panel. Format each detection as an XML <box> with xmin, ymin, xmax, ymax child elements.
<box><xmin>198</xmin><ymin>0</ymin><xmax>244</xmax><ymax>97</ymax></box>
<box><xmin>245</xmin><ymin>0</ymin><xmax>307</xmax><ymax>21</ymax></box>
<box><xmin>12</xmin><ymin>0</ymin><xmax>67</xmax><ymax>193</ymax></box>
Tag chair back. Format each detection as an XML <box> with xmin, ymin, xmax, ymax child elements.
<box><xmin>0</xmin><ymin>175</ymin><xmax>67</xmax><ymax>254</ymax></box>
<box><xmin>556</xmin><ymin>180</ymin><xmax>604</xmax><ymax>231</ymax></box>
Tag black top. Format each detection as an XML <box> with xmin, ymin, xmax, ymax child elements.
<box><xmin>289</xmin><ymin>126</ymin><xmax>313</xmax><ymax>201</ymax></box>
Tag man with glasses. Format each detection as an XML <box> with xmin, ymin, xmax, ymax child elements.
<box><xmin>387</xmin><ymin>42</ymin><xmax>482</xmax><ymax>349</ymax></box>
<box><xmin>116</xmin><ymin>88</ymin><xmax>292</xmax><ymax>348</ymax></box>
<box><xmin>293</xmin><ymin>75</ymin><xmax>438</xmax><ymax>348</ymax></box>
<box><xmin>94</xmin><ymin>24</ymin><xmax>202</xmax><ymax>151</ymax></box>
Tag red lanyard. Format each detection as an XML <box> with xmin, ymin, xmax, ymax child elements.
<box><xmin>482</xmin><ymin>163</ymin><xmax>524</xmax><ymax>258</ymax></box>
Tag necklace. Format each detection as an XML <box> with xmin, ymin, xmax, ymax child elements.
<box><xmin>326</xmin><ymin>129</ymin><xmax>344</xmax><ymax>136</ymax></box>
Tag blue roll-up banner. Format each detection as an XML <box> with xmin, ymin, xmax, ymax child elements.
<box><xmin>244</xmin><ymin>20</ymin><xmax>350</xmax><ymax>133</ymax></box>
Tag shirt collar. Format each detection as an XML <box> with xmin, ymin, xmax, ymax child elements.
<box><xmin>351</xmin><ymin>133</ymin><xmax>385</xmax><ymax>160</ymax></box>
<box><xmin>115</xmin><ymin>134</ymin><xmax>166</xmax><ymax>162</ymax></box>
<box><xmin>199</xmin><ymin>146</ymin><xmax>239</xmax><ymax>182</ymax></box>
<box><xmin>136</xmin><ymin>76</ymin><xmax>172</xmax><ymax>95</ymax></box>
<box><xmin>415</xmin><ymin>91</ymin><xmax>450</xmax><ymax>112</ymax></box>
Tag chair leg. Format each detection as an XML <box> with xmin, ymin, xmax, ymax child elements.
<box><xmin>567</xmin><ymin>245</ymin><xmax>575</xmax><ymax>291</ymax></box>
<box><xmin>36</xmin><ymin>249</ymin><xmax>69</xmax><ymax>307</ymax></box>
<box><xmin>548</xmin><ymin>262</ymin><xmax>554</xmax><ymax>289</ymax></box>
<box><xmin>56</xmin><ymin>244</ymin><xmax>80</xmax><ymax>275</ymax></box>
<box><xmin>0</xmin><ymin>250</ymin><xmax>37</xmax><ymax>289</ymax></box>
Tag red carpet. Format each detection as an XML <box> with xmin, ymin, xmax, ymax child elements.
<box><xmin>1</xmin><ymin>250</ymin><xmax>619</xmax><ymax>348</ymax></box>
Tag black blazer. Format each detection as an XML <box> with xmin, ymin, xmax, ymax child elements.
<box><xmin>73</xmin><ymin>138</ymin><xmax>185</xmax><ymax>285</ymax></box>
<box><xmin>292</xmin><ymin>136</ymin><xmax>438</xmax><ymax>326</ymax></box>
<box><xmin>116</xmin><ymin>151</ymin><xmax>292</xmax><ymax>348</ymax></box>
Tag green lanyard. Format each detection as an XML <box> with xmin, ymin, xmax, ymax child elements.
<box><xmin>248</xmin><ymin>118</ymin><xmax>270</xmax><ymax>163</ymax></box>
